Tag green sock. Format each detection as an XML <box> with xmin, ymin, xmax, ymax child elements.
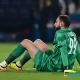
<box><xmin>5</xmin><ymin>44</ymin><xmax>26</xmax><ymax>64</ymax></box>
<box><xmin>20</xmin><ymin>53</ymin><xmax>31</xmax><ymax>66</ymax></box>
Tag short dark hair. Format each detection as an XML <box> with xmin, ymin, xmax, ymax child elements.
<box><xmin>58</xmin><ymin>15</ymin><xmax>71</xmax><ymax>27</ymax></box>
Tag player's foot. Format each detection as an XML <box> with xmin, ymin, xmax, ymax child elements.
<box><xmin>0</xmin><ymin>65</ymin><xmax>7</xmax><ymax>71</ymax></box>
<box><xmin>64</xmin><ymin>70</ymin><xmax>76</xmax><ymax>76</ymax></box>
<box><xmin>8</xmin><ymin>62</ymin><xmax>22</xmax><ymax>71</ymax></box>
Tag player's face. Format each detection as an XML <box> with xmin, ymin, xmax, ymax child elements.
<box><xmin>54</xmin><ymin>17</ymin><xmax>61</xmax><ymax>29</ymax></box>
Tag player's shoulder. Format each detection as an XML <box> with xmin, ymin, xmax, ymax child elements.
<box><xmin>73</xmin><ymin>31</ymin><xmax>77</xmax><ymax>37</ymax></box>
<box><xmin>67</xmin><ymin>31</ymin><xmax>77</xmax><ymax>37</ymax></box>
<box><xmin>55</xmin><ymin>30</ymin><xmax>65</xmax><ymax>37</ymax></box>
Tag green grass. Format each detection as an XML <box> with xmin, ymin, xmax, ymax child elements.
<box><xmin>0</xmin><ymin>43</ymin><xmax>80</xmax><ymax>80</ymax></box>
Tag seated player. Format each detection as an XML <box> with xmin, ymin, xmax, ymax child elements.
<box><xmin>0</xmin><ymin>15</ymin><xmax>80</xmax><ymax>76</ymax></box>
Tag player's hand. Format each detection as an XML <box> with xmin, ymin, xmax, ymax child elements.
<box><xmin>64</xmin><ymin>70</ymin><xmax>76</xmax><ymax>76</ymax></box>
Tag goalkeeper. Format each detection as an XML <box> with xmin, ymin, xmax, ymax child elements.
<box><xmin>0</xmin><ymin>15</ymin><xmax>80</xmax><ymax>74</ymax></box>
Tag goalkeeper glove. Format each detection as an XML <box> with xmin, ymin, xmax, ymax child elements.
<box><xmin>64</xmin><ymin>70</ymin><xmax>76</xmax><ymax>76</ymax></box>
<box><xmin>63</xmin><ymin>66</ymin><xmax>76</xmax><ymax>76</ymax></box>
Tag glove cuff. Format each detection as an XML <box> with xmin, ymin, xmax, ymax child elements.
<box><xmin>63</xmin><ymin>66</ymin><xmax>68</xmax><ymax>70</ymax></box>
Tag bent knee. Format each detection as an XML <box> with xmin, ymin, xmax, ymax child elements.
<box><xmin>21</xmin><ymin>39</ymin><xmax>31</xmax><ymax>46</ymax></box>
<box><xmin>34</xmin><ymin>39</ymin><xmax>41</xmax><ymax>45</ymax></box>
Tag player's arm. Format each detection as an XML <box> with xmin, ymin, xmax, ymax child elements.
<box><xmin>57</xmin><ymin>33</ymin><xmax>76</xmax><ymax>76</ymax></box>
<box><xmin>59</xmin><ymin>45</ymin><xmax>68</xmax><ymax>69</ymax></box>
<box><xmin>57</xmin><ymin>34</ymin><xmax>68</xmax><ymax>70</ymax></box>
<box><xmin>59</xmin><ymin>45</ymin><xmax>76</xmax><ymax>76</ymax></box>
<box><xmin>76</xmin><ymin>44</ymin><xmax>80</xmax><ymax>64</ymax></box>
<box><xmin>58</xmin><ymin>38</ymin><xmax>76</xmax><ymax>76</ymax></box>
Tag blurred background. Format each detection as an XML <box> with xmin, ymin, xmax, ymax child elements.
<box><xmin>0</xmin><ymin>0</ymin><xmax>80</xmax><ymax>43</ymax></box>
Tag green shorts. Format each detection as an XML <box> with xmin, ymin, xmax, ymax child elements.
<box><xmin>34</xmin><ymin>49</ymin><xmax>63</xmax><ymax>72</ymax></box>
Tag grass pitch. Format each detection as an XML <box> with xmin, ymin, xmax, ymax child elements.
<box><xmin>0</xmin><ymin>43</ymin><xmax>80</xmax><ymax>80</ymax></box>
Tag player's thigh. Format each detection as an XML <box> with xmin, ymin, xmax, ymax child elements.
<box><xmin>21</xmin><ymin>39</ymin><xmax>39</xmax><ymax>59</ymax></box>
<box><xmin>34</xmin><ymin>39</ymin><xmax>49</xmax><ymax>52</ymax></box>
<box><xmin>34</xmin><ymin>49</ymin><xmax>54</xmax><ymax>71</ymax></box>
<box><xmin>34</xmin><ymin>49</ymin><xmax>44</xmax><ymax>70</ymax></box>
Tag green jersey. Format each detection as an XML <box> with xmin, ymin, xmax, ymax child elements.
<box><xmin>34</xmin><ymin>27</ymin><xmax>80</xmax><ymax>72</ymax></box>
<box><xmin>52</xmin><ymin>27</ymin><xmax>80</xmax><ymax>69</ymax></box>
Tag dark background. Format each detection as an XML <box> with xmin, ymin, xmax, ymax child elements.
<box><xmin>0</xmin><ymin>0</ymin><xmax>80</xmax><ymax>42</ymax></box>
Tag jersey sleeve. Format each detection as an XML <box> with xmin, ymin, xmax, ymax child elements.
<box><xmin>76</xmin><ymin>44</ymin><xmax>80</xmax><ymax>64</ymax></box>
<box><xmin>60</xmin><ymin>46</ymin><xmax>68</xmax><ymax>66</ymax></box>
<box><xmin>57</xmin><ymin>33</ymin><xmax>68</xmax><ymax>66</ymax></box>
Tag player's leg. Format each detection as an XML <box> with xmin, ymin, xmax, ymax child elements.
<box><xmin>20</xmin><ymin>39</ymin><xmax>39</xmax><ymax>59</ymax></box>
<box><xmin>9</xmin><ymin>39</ymin><xmax>49</xmax><ymax>70</ymax></box>
<box><xmin>8</xmin><ymin>53</ymin><xmax>30</xmax><ymax>71</ymax></box>
<box><xmin>0</xmin><ymin>43</ymin><xmax>26</xmax><ymax>69</ymax></box>
<box><xmin>18</xmin><ymin>53</ymin><xmax>30</xmax><ymax>67</ymax></box>
<box><xmin>16</xmin><ymin>39</ymin><xmax>49</xmax><ymax>67</ymax></box>
<box><xmin>33</xmin><ymin>39</ymin><xmax>54</xmax><ymax>71</ymax></box>
<box><xmin>0</xmin><ymin>39</ymin><xmax>39</xmax><ymax>71</ymax></box>
<box><xmin>34</xmin><ymin>39</ymin><xmax>49</xmax><ymax>52</ymax></box>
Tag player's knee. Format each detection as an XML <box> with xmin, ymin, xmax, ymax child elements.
<box><xmin>34</xmin><ymin>39</ymin><xmax>41</xmax><ymax>45</ymax></box>
<box><xmin>21</xmin><ymin>39</ymin><xmax>30</xmax><ymax>46</ymax></box>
